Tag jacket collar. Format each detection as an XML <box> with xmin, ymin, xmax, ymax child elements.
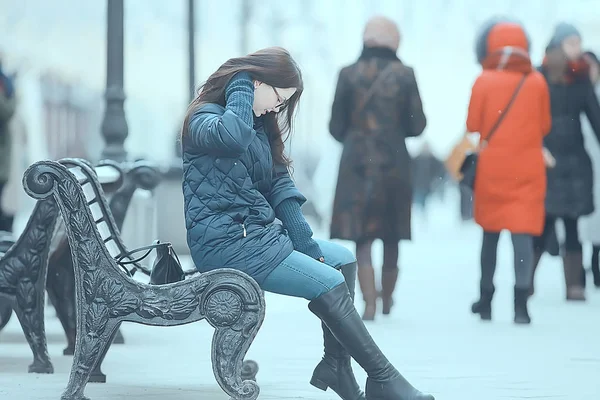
<box><xmin>359</xmin><ymin>46</ymin><xmax>400</xmax><ymax>61</ymax></box>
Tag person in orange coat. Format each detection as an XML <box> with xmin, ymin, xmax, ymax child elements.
<box><xmin>467</xmin><ymin>19</ymin><xmax>551</xmax><ymax>325</ymax></box>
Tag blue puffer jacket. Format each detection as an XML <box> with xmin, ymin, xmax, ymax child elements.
<box><xmin>182</xmin><ymin>103</ymin><xmax>306</xmax><ymax>284</ymax></box>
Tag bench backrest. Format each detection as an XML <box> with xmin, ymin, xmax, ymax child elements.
<box><xmin>58</xmin><ymin>159</ymin><xmax>151</xmax><ymax>276</ymax></box>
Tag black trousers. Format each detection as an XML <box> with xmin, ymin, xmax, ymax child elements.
<box><xmin>533</xmin><ymin>215</ymin><xmax>580</xmax><ymax>253</ymax></box>
<box><xmin>480</xmin><ymin>231</ymin><xmax>533</xmax><ymax>290</ymax></box>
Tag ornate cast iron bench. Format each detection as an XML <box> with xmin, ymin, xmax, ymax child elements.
<box><xmin>23</xmin><ymin>159</ymin><xmax>265</xmax><ymax>400</ymax></box>
<box><xmin>0</xmin><ymin>159</ymin><xmax>161</xmax><ymax>374</ymax></box>
<box><xmin>45</xmin><ymin>159</ymin><xmax>162</xmax><ymax>356</ymax></box>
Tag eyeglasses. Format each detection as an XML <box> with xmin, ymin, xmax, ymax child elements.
<box><xmin>272</xmin><ymin>86</ymin><xmax>289</xmax><ymax>109</ymax></box>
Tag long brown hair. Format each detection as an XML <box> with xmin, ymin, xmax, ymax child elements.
<box><xmin>543</xmin><ymin>47</ymin><xmax>590</xmax><ymax>84</ymax></box>
<box><xmin>182</xmin><ymin>47</ymin><xmax>303</xmax><ymax>166</ymax></box>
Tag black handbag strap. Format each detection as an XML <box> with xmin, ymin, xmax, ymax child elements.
<box><xmin>113</xmin><ymin>240</ymin><xmax>195</xmax><ymax>279</ymax></box>
<box><xmin>482</xmin><ymin>73</ymin><xmax>528</xmax><ymax>146</ymax></box>
<box><xmin>166</xmin><ymin>245</ymin><xmax>183</xmax><ymax>271</ymax></box>
<box><xmin>115</xmin><ymin>241</ymin><xmax>171</xmax><ymax>267</ymax></box>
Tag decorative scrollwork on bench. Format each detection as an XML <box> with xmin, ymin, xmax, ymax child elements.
<box><xmin>23</xmin><ymin>160</ymin><xmax>265</xmax><ymax>400</ymax></box>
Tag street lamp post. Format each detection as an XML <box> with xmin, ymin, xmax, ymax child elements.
<box><xmin>188</xmin><ymin>0</ymin><xmax>196</xmax><ymax>102</ymax></box>
<box><xmin>101</xmin><ymin>0</ymin><xmax>129</xmax><ymax>162</ymax></box>
<box><xmin>240</xmin><ymin>0</ymin><xmax>251</xmax><ymax>55</ymax></box>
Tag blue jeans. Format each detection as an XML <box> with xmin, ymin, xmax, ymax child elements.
<box><xmin>261</xmin><ymin>239</ymin><xmax>356</xmax><ymax>300</ymax></box>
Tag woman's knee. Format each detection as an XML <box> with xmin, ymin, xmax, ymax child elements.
<box><xmin>511</xmin><ymin>233</ymin><xmax>532</xmax><ymax>249</ymax></box>
<box><xmin>511</xmin><ymin>233</ymin><xmax>533</xmax><ymax>259</ymax></box>
<box><xmin>309</xmin><ymin>269</ymin><xmax>345</xmax><ymax>299</ymax></box>
<box><xmin>261</xmin><ymin>255</ymin><xmax>346</xmax><ymax>300</ymax></box>
<box><xmin>315</xmin><ymin>239</ymin><xmax>356</xmax><ymax>268</ymax></box>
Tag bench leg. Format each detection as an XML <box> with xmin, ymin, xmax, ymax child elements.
<box><xmin>14</xmin><ymin>281</ymin><xmax>53</xmax><ymax>374</ymax></box>
<box><xmin>0</xmin><ymin>198</ymin><xmax>57</xmax><ymax>373</ymax></box>
<box><xmin>112</xmin><ymin>328</ymin><xmax>125</xmax><ymax>344</ymax></box>
<box><xmin>61</xmin><ymin>321</ymin><xmax>119</xmax><ymax>400</ymax></box>
<box><xmin>0</xmin><ymin>300</ymin><xmax>13</xmax><ymax>331</ymax></box>
<box><xmin>88</xmin><ymin>354</ymin><xmax>107</xmax><ymax>384</ymax></box>
<box><xmin>205</xmin><ymin>284</ymin><xmax>264</xmax><ymax>400</ymax></box>
<box><xmin>46</xmin><ymin>248</ymin><xmax>78</xmax><ymax>356</ymax></box>
<box><xmin>47</xmin><ymin>246</ymin><xmax>125</xmax><ymax>357</ymax></box>
<box><xmin>241</xmin><ymin>360</ymin><xmax>259</xmax><ymax>382</ymax></box>
<box><xmin>88</xmin><ymin>321</ymin><xmax>123</xmax><ymax>383</ymax></box>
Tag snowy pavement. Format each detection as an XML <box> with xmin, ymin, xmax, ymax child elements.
<box><xmin>1</xmin><ymin>196</ymin><xmax>599</xmax><ymax>400</ymax></box>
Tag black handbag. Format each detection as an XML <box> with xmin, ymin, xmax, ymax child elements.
<box><xmin>115</xmin><ymin>240</ymin><xmax>185</xmax><ymax>285</ymax></box>
<box><xmin>460</xmin><ymin>74</ymin><xmax>528</xmax><ymax>191</ymax></box>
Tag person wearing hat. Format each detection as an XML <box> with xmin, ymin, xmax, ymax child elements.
<box><xmin>328</xmin><ymin>16</ymin><xmax>427</xmax><ymax>321</ymax></box>
<box><xmin>466</xmin><ymin>18</ymin><xmax>551</xmax><ymax>325</ymax></box>
<box><xmin>578</xmin><ymin>50</ymin><xmax>600</xmax><ymax>287</ymax></box>
<box><xmin>531</xmin><ymin>23</ymin><xmax>600</xmax><ymax>301</ymax></box>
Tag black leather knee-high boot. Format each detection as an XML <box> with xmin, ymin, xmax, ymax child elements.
<box><xmin>310</xmin><ymin>262</ymin><xmax>365</xmax><ymax>399</ymax></box>
<box><xmin>309</xmin><ymin>284</ymin><xmax>434</xmax><ymax>400</ymax></box>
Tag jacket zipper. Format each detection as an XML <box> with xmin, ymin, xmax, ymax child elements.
<box><xmin>241</xmin><ymin>223</ymin><xmax>247</xmax><ymax>238</ymax></box>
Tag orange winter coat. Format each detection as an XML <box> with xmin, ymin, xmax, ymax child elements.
<box><xmin>467</xmin><ymin>23</ymin><xmax>552</xmax><ymax>235</ymax></box>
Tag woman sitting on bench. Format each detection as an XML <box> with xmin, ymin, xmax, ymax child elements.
<box><xmin>179</xmin><ymin>46</ymin><xmax>433</xmax><ymax>400</ymax></box>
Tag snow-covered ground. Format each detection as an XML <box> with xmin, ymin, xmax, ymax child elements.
<box><xmin>0</xmin><ymin>191</ymin><xmax>599</xmax><ymax>399</ymax></box>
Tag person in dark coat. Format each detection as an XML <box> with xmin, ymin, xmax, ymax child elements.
<box><xmin>579</xmin><ymin>50</ymin><xmax>600</xmax><ymax>287</ymax></box>
<box><xmin>181</xmin><ymin>47</ymin><xmax>434</xmax><ymax>400</ymax></box>
<box><xmin>531</xmin><ymin>23</ymin><xmax>600</xmax><ymax>301</ymax></box>
<box><xmin>329</xmin><ymin>16</ymin><xmax>426</xmax><ymax>321</ymax></box>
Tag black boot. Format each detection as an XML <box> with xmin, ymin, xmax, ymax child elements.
<box><xmin>471</xmin><ymin>285</ymin><xmax>494</xmax><ymax>320</ymax></box>
<box><xmin>309</xmin><ymin>284</ymin><xmax>434</xmax><ymax>400</ymax></box>
<box><xmin>563</xmin><ymin>251</ymin><xmax>586</xmax><ymax>301</ymax></box>
<box><xmin>357</xmin><ymin>265</ymin><xmax>377</xmax><ymax>320</ymax></box>
<box><xmin>514</xmin><ymin>287</ymin><xmax>531</xmax><ymax>324</ymax></box>
<box><xmin>310</xmin><ymin>262</ymin><xmax>365</xmax><ymax>400</ymax></box>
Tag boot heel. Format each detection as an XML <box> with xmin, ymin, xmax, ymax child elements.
<box><xmin>471</xmin><ymin>286</ymin><xmax>494</xmax><ymax>321</ymax></box>
<box><xmin>309</xmin><ymin>377</ymin><xmax>329</xmax><ymax>391</ymax></box>
<box><xmin>479</xmin><ymin>310</ymin><xmax>492</xmax><ymax>320</ymax></box>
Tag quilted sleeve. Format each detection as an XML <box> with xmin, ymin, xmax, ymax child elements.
<box><xmin>266</xmin><ymin>164</ymin><xmax>307</xmax><ymax>211</ymax></box>
<box><xmin>187</xmin><ymin>109</ymin><xmax>256</xmax><ymax>157</ymax></box>
<box><xmin>275</xmin><ymin>198</ymin><xmax>323</xmax><ymax>260</ymax></box>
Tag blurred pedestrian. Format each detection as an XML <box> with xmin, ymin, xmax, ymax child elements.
<box><xmin>466</xmin><ymin>19</ymin><xmax>551</xmax><ymax>324</ymax></box>
<box><xmin>412</xmin><ymin>142</ymin><xmax>445</xmax><ymax>216</ymax></box>
<box><xmin>532</xmin><ymin>23</ymin><xmax>600</xmax><ymax>301</ymax></box>
<box><xmin>578</xmin><ymin>50</ymin><xmax>600</xmax><ymax>287</ymax></box>
<box><xmin>329</xmin><ymin>16</ymin><xmax>426</xmax><ymax>320</ymax></box>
